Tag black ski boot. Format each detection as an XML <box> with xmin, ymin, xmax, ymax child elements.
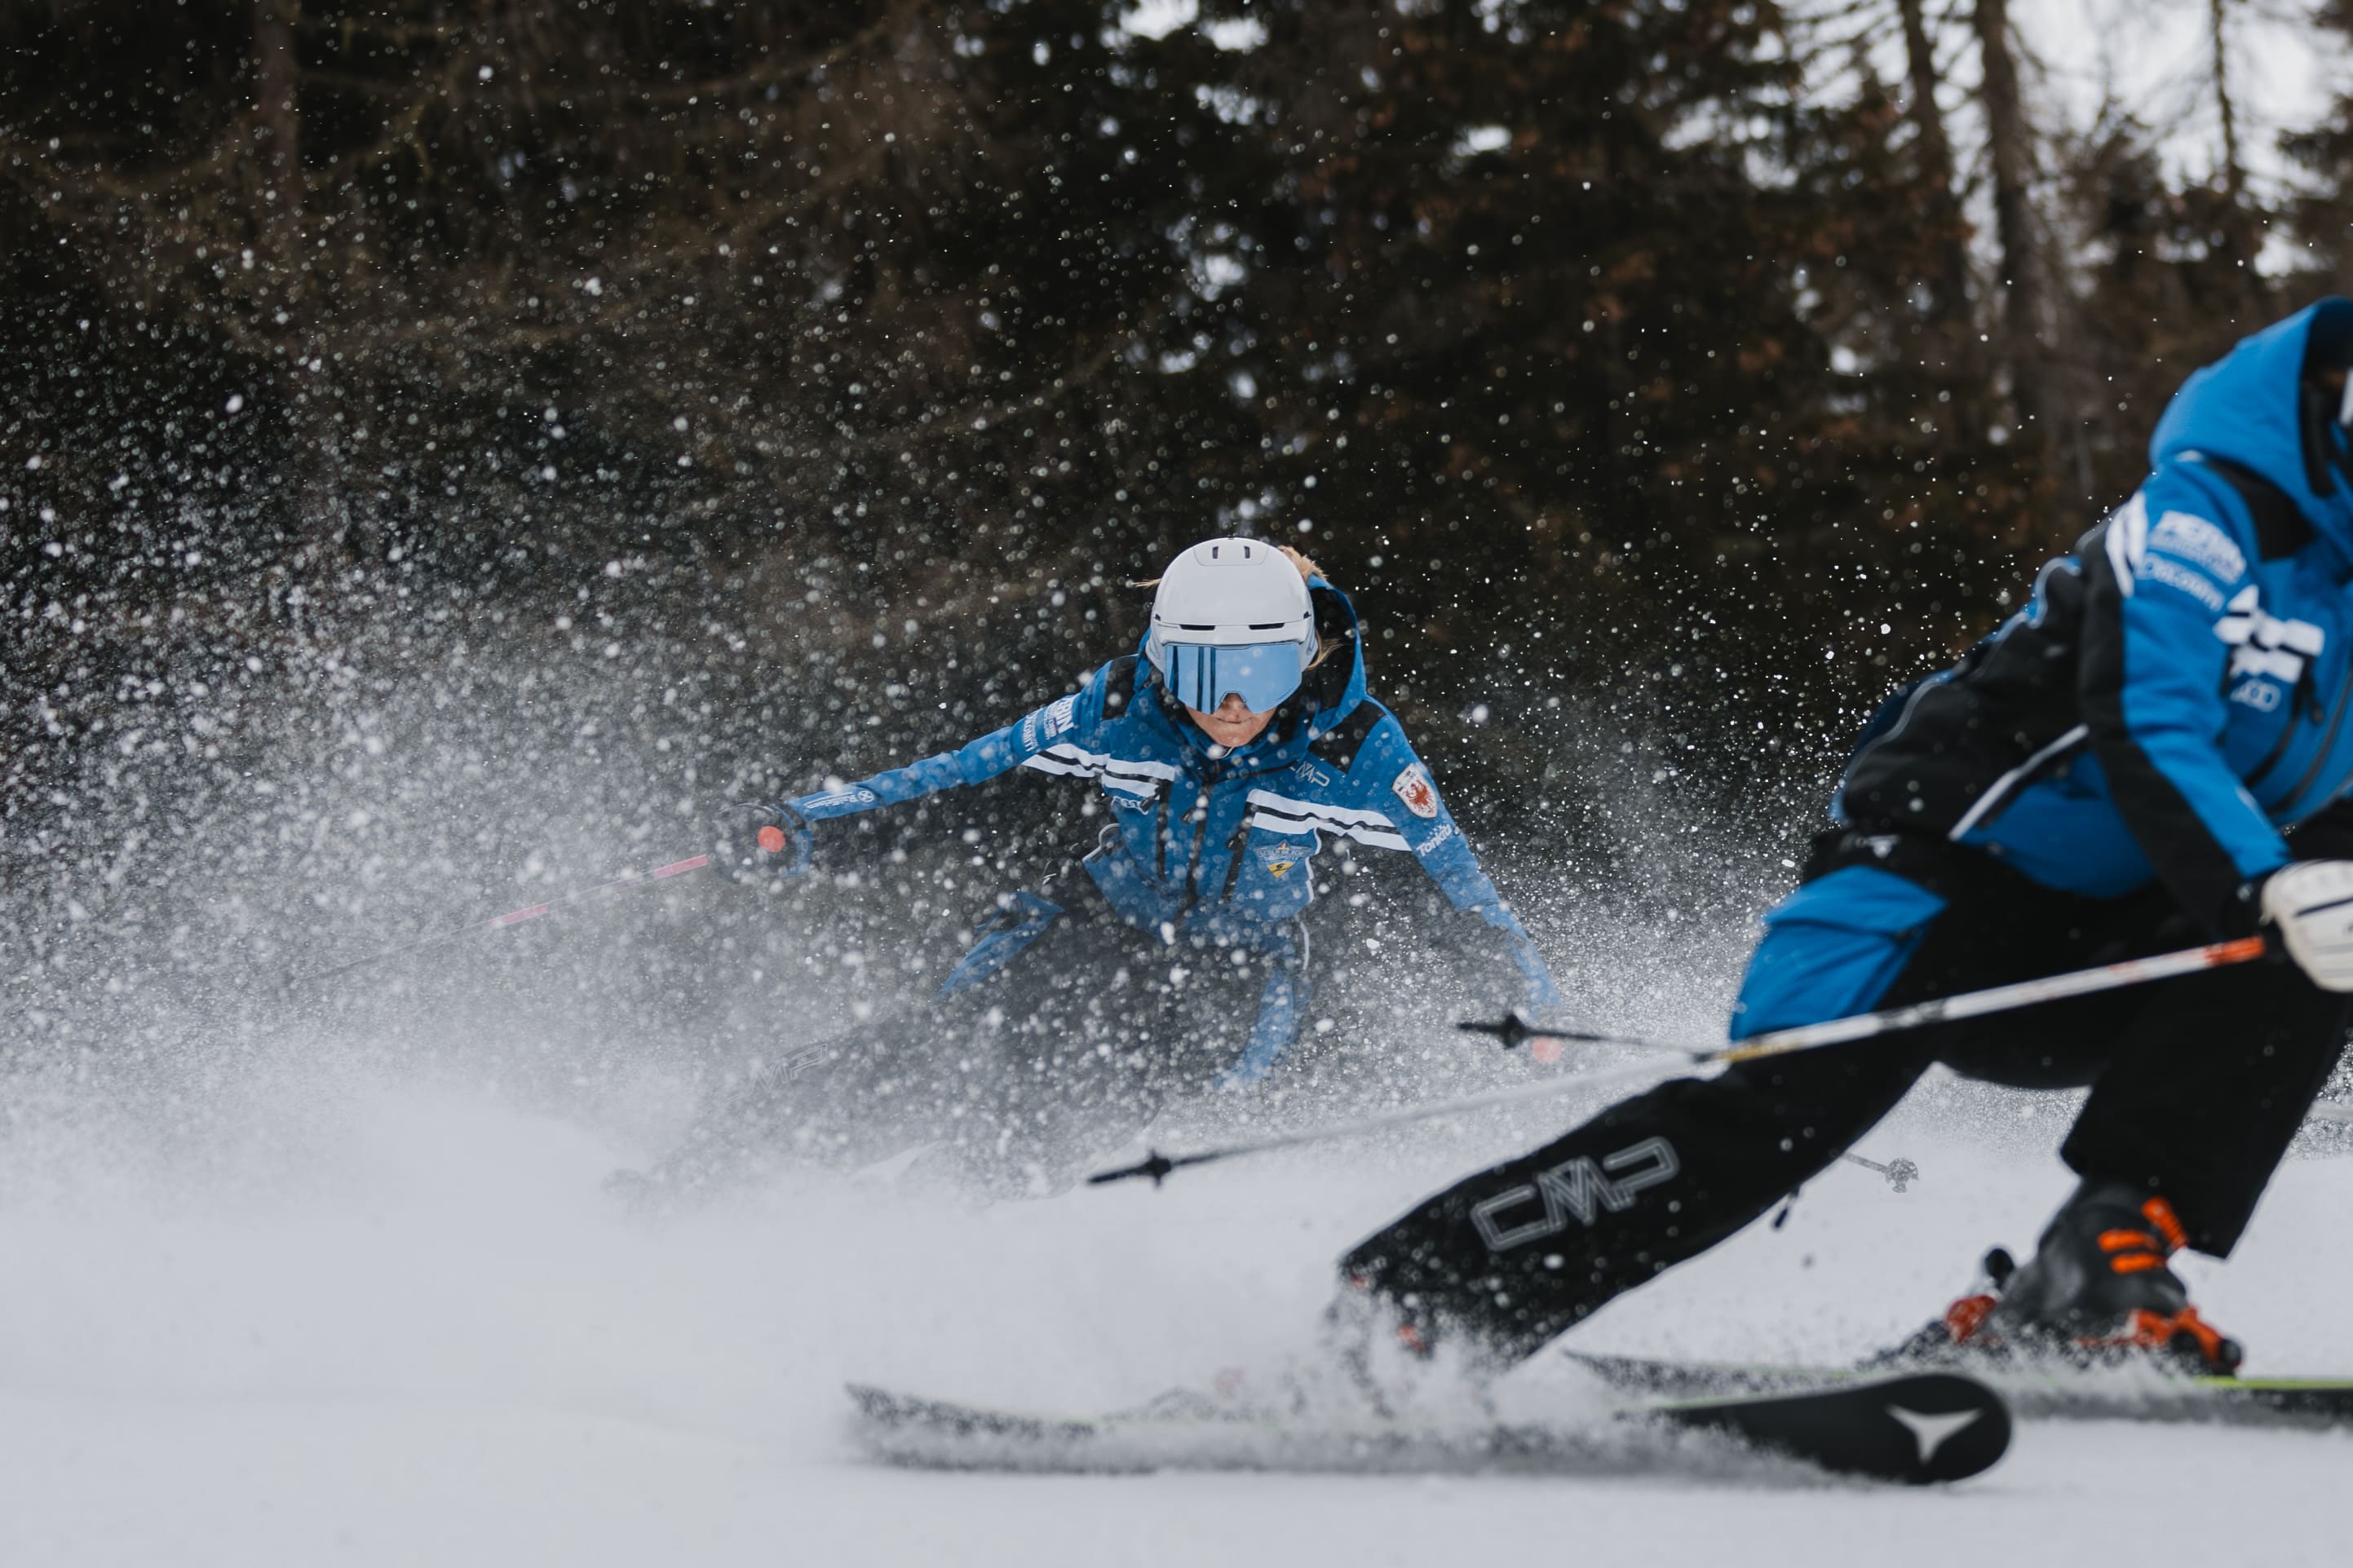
<box><xmin>1923</xmin><ymin>1179</ymin><xmax>2243</xmax><ymax>1372</ymax></box>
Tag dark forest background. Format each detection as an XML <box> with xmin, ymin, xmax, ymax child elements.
<box><xmin>7</xmin><ymin>1</ymin><xmax>2353</xmax><ymax>1084</ymax></box>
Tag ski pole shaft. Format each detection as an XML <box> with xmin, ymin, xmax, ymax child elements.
<box><xmin>1090</xmin><ymin>934</ymin><xmax>2271</xmax><ymax>1187</ymax></box>
<box><xmin>1462</xmin><ymin>934</ymin><xmax>2270</xmax><ymax>1063</ymax></box>
<box><xmin>276</xmin><ymin>852</ymin><xmax>714</xmax><ymax>993</ymax></box>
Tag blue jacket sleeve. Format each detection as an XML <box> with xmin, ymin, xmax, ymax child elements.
<box><xmin>1350</xmin><ymin>712</ymin><xmax>1567</xmax><ymax>1014</ymax></box>
<box><xmin>2080</xmin><ymin>479</ymin><xmax>2292</xmax><ymax>934</ymax></box>
<box><xmin>789</xmin><ymin>665</ymin><xmax>1109</xmax><ymax>824</ymax></box>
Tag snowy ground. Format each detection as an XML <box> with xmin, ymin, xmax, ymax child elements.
<box><xmin>2</xmin><ymin>1058</ymin><xmax>2349</xmax><ymax>1567</ymax></box>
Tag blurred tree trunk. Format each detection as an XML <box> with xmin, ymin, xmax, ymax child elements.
<box><xmin>2210</xmin><ymin>0</ymin><xmax>2245</xmax><ymax>205</ymax></box>
<box><xmin>1897</xmin><ymin>0</ymin><xmax>1972</xmax><ymax>330</ymax></box>
<box><xmin>253</xmin><ymin>0</ymin><xmax>343</xmax><ymax>548</ymax></box>
<box><xmin>1971</xmin><ymin>0</ymin><xmax>2058</xmax><ymax>475</ymax></box>
<box><xmin>2202</xmin><ymin>0</ymin><xmax>2266</xmax><ymax>292</ymax></box>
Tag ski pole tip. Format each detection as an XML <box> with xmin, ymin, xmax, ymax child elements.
<box><xmin>1087</xmin><ymin>1150</ymin><xmax>1177</xmax><ymax>1187</ymax></box>
<box><xmin>1458</xmin><ymin>1015</ymin><xmax>1529</xmax><ymax>1049</ymax></box>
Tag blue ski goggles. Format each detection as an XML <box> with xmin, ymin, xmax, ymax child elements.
<box><xmin>1149</xmin><ymin>637</ymin><xmax>1308</xmax><ymax>713</ymax></box>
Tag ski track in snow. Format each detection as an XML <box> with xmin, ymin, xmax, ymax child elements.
<box><xmin>1</xmin><ymin>1061</ymin><xmax>2349</xmax><ymax>1566</ymax></box>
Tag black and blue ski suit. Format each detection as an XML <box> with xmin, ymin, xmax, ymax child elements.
<box><xmin>1343</xmin><ymin>301</ymin><xmax>2353</xmax><ymax>1360</ymax></box>
<box><xmin>661</xmin><ymin>575</ymin><xmax>1562</xmax><ymax>1194</ymax></box>
<box><xmin>788</xmin><ymin>572</ymin><xmax>1560</xmax><ymax>1084</ymax></box>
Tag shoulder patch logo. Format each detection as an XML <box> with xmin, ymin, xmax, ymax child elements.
<box><xmin>1391</xmin><ymin>762</ymin><xmax>1439</xmax><ymax>819</ymax></box>
<box><xmin>2148</xmin><ymin>510</ymin><xmax>2247</xmax><ymax>585</ymax></box>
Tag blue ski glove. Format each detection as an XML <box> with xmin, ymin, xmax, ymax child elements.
<box><xmin>713</xmin><ymin>801</ymin><xmax>814</xmax><ymax>882</ymax></box>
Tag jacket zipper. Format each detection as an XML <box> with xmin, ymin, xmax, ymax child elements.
<box><xmin>1151</xmin><ymin>786</ymin><xmax>1174</xmax><ymax>882</ymax></box>
<box><xmin>2273</xmin><ymin>658</ymin><xmax>2353</xmax><ymax>814</ymax></box>
<box><xmin>2243</xmin><ymin>663</ymin><xmax>2319</xmax><ymax>794</ymax></box>
<box><xmin>1179</xmin><ymin>757</ymin><xmax>1222</xmax><ymax>912</ymax></box>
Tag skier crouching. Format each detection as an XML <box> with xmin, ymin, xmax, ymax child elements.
<box><xmin>1337</xmin><ymin>298</ymin><xmax>2353</xmax><ymax>1378</ymax></box>
<box><xmin>635</xmin><ymin>537</ymin><xmax>1564</xmax><ymax>1198</ymax></box>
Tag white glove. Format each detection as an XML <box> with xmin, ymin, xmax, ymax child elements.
<box><xmin>2260</xmin><ymin>859</ymin><xmax>2353</xmax><ymax>992</ymax></box>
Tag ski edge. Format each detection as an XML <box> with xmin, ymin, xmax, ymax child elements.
<box><xmin>1564</xmin><ymin>1350</ymin><xmax>2353</xmax><ymax>1425</ymax></box>
<box><xmin>843</xmin><ymin>1371</ymin><xmax>2010</xmax><ymax>1485</ymax></box>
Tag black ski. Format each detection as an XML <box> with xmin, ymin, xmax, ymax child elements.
<box><xmin>845</xmin><ymin>1371</ymin><xmax>2008</xmax><ymax>1484</ymax></box>
<box><xmin>1567</xmin><ymin>1349</ymin><xmax>2353</xmax><ymax>1426</ymax></box>
<box><xmin>1652</xmin><ymin>1371</ymin><xmax>2006</xmax><ymax>1483</ymax></box>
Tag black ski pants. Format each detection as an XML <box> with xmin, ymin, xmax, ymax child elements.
<box><xmin>1341</xmin><ymin>833</ymin><xmax>2351</xmax><ymax>1363</ymax></box>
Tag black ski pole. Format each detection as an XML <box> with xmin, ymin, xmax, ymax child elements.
<box><xmin>1463</xmin><ymin>1006</ymin><xmax>1921</xmax><ymax>1190</ymax></box>
<box><xmin>1090</xmin><ymin>934</ymin><xmax>2268</xmax><ymax>1187</ymax></box>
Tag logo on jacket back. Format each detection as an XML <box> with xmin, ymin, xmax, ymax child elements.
<box><xmin>2216</xmin><ymin>584</ymin><xmax>2324</xmax><ymax>687</ymax></box>
<box><xmin>2148</xmin><ymin>510</ymin><xmax>2247</xmax><ymax>585</ymax></box>
<box><xmin>2107</xmin><ymin>496</ymin><xmax>2247</xmax><ymax>615</ymax></box>
<box><xmin>1391</xmin><ymin>762</ymin><xmax>1439</xmax><ymax>819</ymax></box>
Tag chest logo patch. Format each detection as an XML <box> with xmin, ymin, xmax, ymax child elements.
<box><xmin>1254</xmin><ymin>844</ymin><xmax>1300</xmax><ymax>877</ymax></box>
<box><xmin>1391</xmin><ymin>762</ymin><xmax>1439</xmax><ymax>819</ymax></box>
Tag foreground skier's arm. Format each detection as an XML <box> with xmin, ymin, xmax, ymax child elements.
<box><xmin>2078</xmin><ymin>481</ymin><xmax>2293</xmax><ymax>935</ymax></box>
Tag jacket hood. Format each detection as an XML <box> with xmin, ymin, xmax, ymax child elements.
<box><xmin>1300</xmin><ymin>576</ymin><xmax>1371</xmax><ymax>729</ymax></box>
<box><xmin>2150</xmin><ymin>297</ymin><xmax>2353</xmax><ymax>554</ymax></box>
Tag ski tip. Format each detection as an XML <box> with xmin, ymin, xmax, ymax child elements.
<box><xmin>1847</xmin><ymin>1371</ymin><xmax>2013</xmax><ymax>1485</ymax></box>
<box><xmin>1661</xmin><ymin>1371</ymin><xmax>2010</xmax><ymax>1485</ymax></box>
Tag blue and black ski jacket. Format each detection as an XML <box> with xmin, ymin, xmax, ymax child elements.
<box><xmin>786</xmin><ymin>576</ymin><xmax>1564</xmax><ymax>1083</ymax></box>
<box><xmin>1835</xmin><ymin>298</ymin><xmax>2353</xmax><ymax>938</ymax></box>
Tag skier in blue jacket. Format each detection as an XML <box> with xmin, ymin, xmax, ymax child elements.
<box><xmin>1335</xmin><ymin>298</ymin><xmax>2353</xmax><ymax>1377</ymax></box>
<box><xmin>641</xmin><ymin>537</ymin><xmax>1563</xmax><ymax>1196</ymax></box>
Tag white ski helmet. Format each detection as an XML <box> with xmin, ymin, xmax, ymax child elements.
<box><xmin>1145</xmin><ymin>537</ymin><xmax>1317</xmax><ymax>713</ymax></box>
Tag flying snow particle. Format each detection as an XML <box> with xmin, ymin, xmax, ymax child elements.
<box><xmin>225</xmin><ymin>395</ymin><xmax>245</xmax><ymax>413</ymax></box>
